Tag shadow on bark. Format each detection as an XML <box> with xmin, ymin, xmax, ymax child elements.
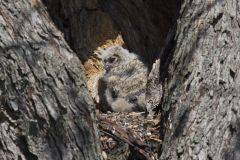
<box><xmin>221</xmin><ymin>118</ymin><xmax>240</xmax><ymax>160</ymax></box>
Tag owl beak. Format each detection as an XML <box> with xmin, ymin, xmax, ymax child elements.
<box><xmin>105</xmin><ymin>65</ymin><xmax>111</xmax><ymax>72</ymax></box>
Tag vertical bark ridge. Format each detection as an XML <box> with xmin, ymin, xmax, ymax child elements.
<box><xmin>160</xmin><ymin>0</ymin><xmax>240</xmax><ymax>159</ymax></box>
<box><xmin>0</xmin><ymin>0</ymin><xmax>101</xmax><ymax>159</ymax></box>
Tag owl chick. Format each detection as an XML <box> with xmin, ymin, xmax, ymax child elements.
<box><xmin>98</xmin><ymin>46</ymin><xmax>148</xmax><ymax>112</ymax></box>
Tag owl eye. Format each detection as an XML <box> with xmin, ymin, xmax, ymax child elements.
<box><xmin>129</xmin><ymin>96</ymin><xmax>137</xmax><ymax>103</ymax></box>
<box><xmin>107</xmin><ymin>57</ymin><xmax>117</xmax><ymax>63</ymax></box>
<box><xmin>108</xmin><ymin>57</ymin><xmax>117</xmax><ymax>63</ymax></box>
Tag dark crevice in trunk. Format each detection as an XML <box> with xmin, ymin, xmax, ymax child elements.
<box><xmin>42</xmin><ymin>0</ymin><xmax>181</xmax><ymax>66</ymax></box>
<box><xmin>17</xmin><ymin>136</ymin><xmax>38</xmax><ymax>160</ymax></box>
<box><xmin>159</xmin><ymin>24</ymin><xmax>177</xmax><ymax>83</ymax></box>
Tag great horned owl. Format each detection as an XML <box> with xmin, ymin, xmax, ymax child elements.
<box><xmin>98</xmin><ymin>46</ymin><xmax>148</xmax><ymax>112</ymax></box>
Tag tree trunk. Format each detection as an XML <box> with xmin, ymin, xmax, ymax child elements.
<box><xmin>160</xmin><ymin>0</ymin><xmax>240</xmax><ymax>159</ymax></box>
<box><xmin>1</xmin><ymin>0</ymin><xmax>239</xmax><ymax>159</ymax></box>
<box><xmin>0</xmin><ymin>0</ymin><xmax>101</xmax><ymax>159</ymax></box>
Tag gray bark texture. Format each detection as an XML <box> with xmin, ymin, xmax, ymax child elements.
<box><xmin>1</xmin><ymin>0</ymin><xmax>239</xmax><ymax>159</ymax></box>
<box><xmin>0</xmin><ymin>0</ymin><xmax>101</xmax><ymax>160</ymax></box>
<box><xmin>160</xmin><ymin>0</ymin><xmax>240</xmax><ymax>159</ymax></box>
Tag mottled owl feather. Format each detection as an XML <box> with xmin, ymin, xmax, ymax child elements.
<box><xmin>98</xmin><ymin>46</ymin><xmax>148</xmax><ymax>112</ymax></box>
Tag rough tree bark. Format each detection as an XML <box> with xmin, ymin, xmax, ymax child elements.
<box><xmin>160</xmin><ymin>0</ymin><xmax>240</xmax><ymax>159</ymax></box>
<box><xmin>0</xmin><ymin>0</ymin><xmax>101</xmax><ymax>159</ymax></box>
<box><xmin>1</xmin><ymin>0</ymin><xmax>239</xmax><ymax>159</ymax></box>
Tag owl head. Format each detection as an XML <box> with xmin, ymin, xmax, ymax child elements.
<box><xmin>100</xmin><ymin>46</ymin><xmax>137</xmax><ymax>72</ymax></box>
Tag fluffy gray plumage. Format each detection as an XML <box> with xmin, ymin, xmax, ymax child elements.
<box><xmin>98</xmin><ymin>46</ymin><xmax>148</xmax><ymax>112</ymax></box>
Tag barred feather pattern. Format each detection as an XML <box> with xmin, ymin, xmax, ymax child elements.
<box><xmin>99</xmin><ymin>46</ymin><xmax>148</xmax><ymax>112</ymax></box>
